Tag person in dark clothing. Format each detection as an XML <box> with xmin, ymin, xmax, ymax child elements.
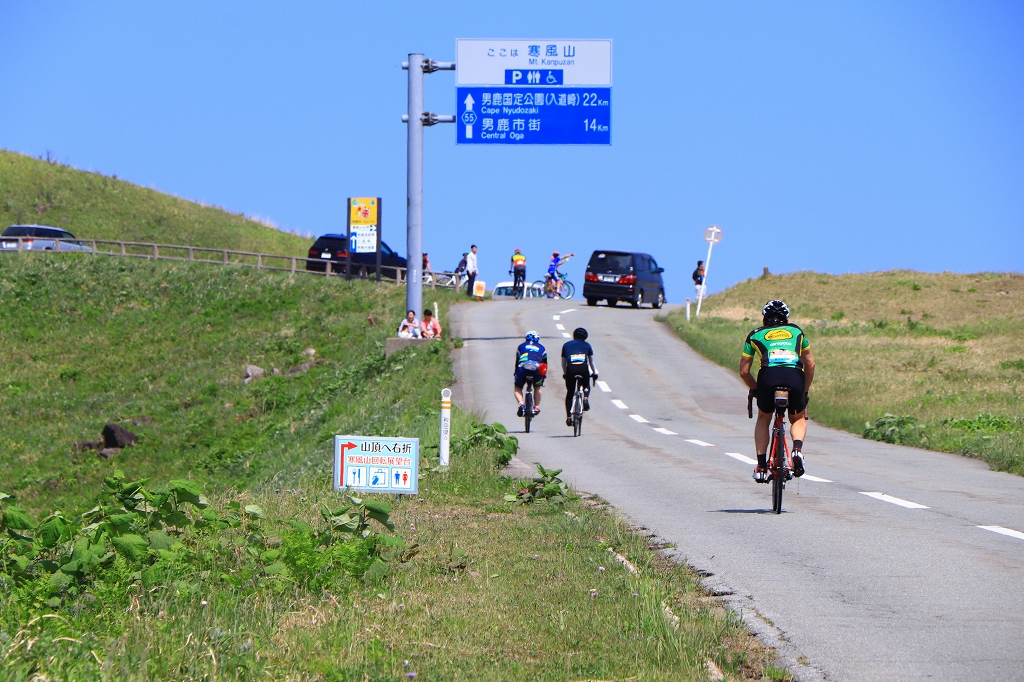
<box><xmin>692</xmin><ymin>260</ymin><xmax>706</xmax><ymax>301</ymax></box>
<box><xmin>561</xmin><ymin>327</ymin><xmax>599</xmax><ymax>426</ymax></box>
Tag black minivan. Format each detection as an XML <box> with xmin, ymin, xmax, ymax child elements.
<box><xmin>583</xmin><ymin>251</ymin><xmax>666</xmax><ymax>308</ymax></box>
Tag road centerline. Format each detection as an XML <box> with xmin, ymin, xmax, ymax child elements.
<box><xmin>629</xmin><ymin>414</ymin><xmax>649</xmax><ymax>423</ymax></box>
<box><xmin>595</xmin><ymin>380</ymin><xmax>611</xmax><ymax>393</ymax></box>
<box><xmin>978</xmin><ymin>525</ymin><xmax>1024</xmax><ymax>541</ymax></box>
<box><xmin>555</xmin><ymin>323</ymin><xmax>565</xmax><ymax>330</ymax></box>
<box><xmin>610</xmin><ymin>399</ymin><xmax>628</xmax><ymax>409</ymax></box>
<box><xmin>653</xmin><ymin>427</ymin><xmax>677</xmax><ymax>435</ymax></box>
<box><xmin>859</xmin><ymin>492</ymin><xmax>929</xmax><ymax>509</ymax></box>
<box><xmin>685</xmin><ymin>439</ymin><xmax>715</xmax><ymax>447</ymax></box>
<box><xmin>726</xmin><ymin>452</ymin><xmax>758</xmax><ymax>465</ymax></box>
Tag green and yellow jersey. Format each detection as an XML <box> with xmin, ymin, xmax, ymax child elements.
<box><xmin>511</xmin><ymin>253</ymin><xmax>526</xmax><ymax>267</ymax></box>
<box><xmin>742</xmin><ymin>324</ymin><xmax>810</xmax><ymax>370</ymax></box>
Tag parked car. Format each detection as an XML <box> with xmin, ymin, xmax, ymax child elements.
<box><xmin>493</xmin><ymin>280</ymin><xmax>545</xmax><ymax>297</ymax></box>
<box><xmin>304</xmin><ymin>234</ymin><xmax>407</xmax><ymax>278</ymax></box>
<box><xmin>1</xmin><ymin>225</ymin><xmax>93</xmax><ymax>252</ymax></box>
<box><xmin>582</xmin><ymin>250</ymin><xmax>665</xmax><ymax>308</ymax></box>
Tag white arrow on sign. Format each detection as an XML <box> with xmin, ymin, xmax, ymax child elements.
<box><xmin>464</xmin><ymin>93</ymin><xmax>475</xmax><ymax>139</ymax></box>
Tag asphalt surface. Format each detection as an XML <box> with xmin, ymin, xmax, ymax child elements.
<box><xmin>449</xmin><ymin>297</ymin><xmax>1024</xmax><ymax>682</ymax></box>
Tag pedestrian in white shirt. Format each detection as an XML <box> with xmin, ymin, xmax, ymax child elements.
<box><xmin>465</xmin><ymin>244</ymin><xmax>479</xmax><ymax>297</ymax></box>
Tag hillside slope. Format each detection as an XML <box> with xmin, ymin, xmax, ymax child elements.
<box><xmin>0</xmin><ymin>149</ymin><xmax>309</xmax><ymax>255</ymax></box>
<box><xmin>665</xmin><ymin>269</ymin><xmax>1024</xmax><ymax>475</ymax></box>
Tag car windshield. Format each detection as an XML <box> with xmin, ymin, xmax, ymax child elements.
<box><xmin>589</xmin><ymin>252</ymin><xmax>633</xmax><ymax>271</ymax></box>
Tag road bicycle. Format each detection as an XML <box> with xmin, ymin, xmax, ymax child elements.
<box><xmin>533</xmin><ymin>272</ymin><xmax>575</xmax><ymax>299</ymax></box>
<box><xmin>569</xmin><ymin>375</ymin><xmax>587</xmax><ymax>437</ymax></box>
<box><xmin>522</xmin><ymin>374</ymin><xmax>536</xmax><ymax>433</ymax></box>
<box><xmin>509</xmin><ymin>269</ymin><xmax>526</xmax><ymax>299</ymax></box>
<box><xmin>748</xmin><ymin>387</ymin><xmax>793</xmax><ymax>514</ymax></box>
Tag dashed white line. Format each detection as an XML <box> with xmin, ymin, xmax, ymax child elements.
<box><xmin>726</xmin><ymin>452</ymin><xmax>758</xmax><ymax>465</ymax></box>
<box><xmin>552</xmin><ymin>315</ymin><xmax>560</xmax><ymax>320</ymax></box>
<box><xmin>610</xmin><ymin>399</ymin><xmax>628</xmax><ymax>409</ymax></box>
<box><xmin>555</xmin><ymin>323</ymin><xmax>565</xmax><ymax>330</ymax></box>
<box><xmin>978</xmin><ymin>525</ymin><xmax>1024</xmax><ymax>541</ymax></box>
<box><xmin>653</xmin><ymin>427</ymin><xmax>677</xmax><ymax>435</ymax></box>
<box><xmin>561</xmin><ymin>332</ymin><xmax>572</xmax><ymax>338</ymax></box>
<box><xmin>595</xmin><ymin>380</ymin><xmax>611</xmax><ymax>393</ymax></box>
<box><xmin>860</xmin><ymin>492</ymin><xmax>929</xmax><ymax>509</ymax></box>
<box><xmin>560</xmin><ymin>308</ymin><xmax>577</xmax><ymax>314</ymax></box>
<box><xmin>685</xmin><ymin>439</ymin><xmax>715</xmax><ymax>447</ymax></box>
<box><xmin>629</xmin><ymin>414</ymin><xmax>649</xmax><ymax>423</ymax></box>
<box><xmin>801</xmin><ymin>474</ymin><xmax>833</xmax><ymax>483</ymax></box>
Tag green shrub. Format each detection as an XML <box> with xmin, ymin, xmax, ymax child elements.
<box><xmin>864</xmin><ymin>414</ymin><xmax>927</xmax><ymax>445</ymax></box>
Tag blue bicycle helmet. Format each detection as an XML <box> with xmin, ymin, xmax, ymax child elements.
<box><xmin>525</xmin><ymin>331</ymin><xmax>540</xmax><ymax>343</ymax></box>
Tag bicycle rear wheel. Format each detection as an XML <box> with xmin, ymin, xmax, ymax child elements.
<box><xmin>560</xmin><ymin>281</ymin><xmax>576</xmax><ymax>299</ymax></box>
<box><xmin>524</xmin><ymin>386</ymin><xmax>534</xmax><ymax>433</ymax></box>
<box><xmin>772</xmin><ymin>431</ymin><xmax>785</xmax><ymax>514</ymax></box>
<box><xmin>572</xmin><ymin>388</ymin><xmax>583</xmax><ymax>437</ymax></box>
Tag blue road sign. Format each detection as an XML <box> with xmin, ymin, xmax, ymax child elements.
<box><xmin>457</xmin><ymin>87</ymin><xmax>610</xmax><ymax>145</ymax></box>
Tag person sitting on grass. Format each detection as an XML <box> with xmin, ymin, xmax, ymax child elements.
<box><xmin>420</xmin><ymin>309</ymin><xmax>442</xmax><ymax>339</ymax></box>
<box><xmin>397</xmin><ymin>310</ymin><xmax>421</xmax><ymax>338</ymax></box>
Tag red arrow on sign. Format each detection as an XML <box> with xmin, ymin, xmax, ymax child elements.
<box><xmin>339</xmin><ymin>441</ymin><xmax>358</xmax><ymax>486</ymax></box>
<box><xmin>339</xmin><ymin>441</ymin><xmax>357</xmax><ymax>455</ymax></box>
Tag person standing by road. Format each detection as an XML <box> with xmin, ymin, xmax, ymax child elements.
<box><xmin>692</xmin><ymin>260</ymin><xmax>706</xmax><ymax>301</ymax></box>
<box><xmin>561</xmin><ymin>327</ymin><xmax>598</xmax><ymax>427</ymax></box>
<box><xmin>740</xmin><ymin>300</ymin><xmax>815</xmax><ymax>482</ymax></box>
<box><xmin>465</xmin><ymin>244</ymin><xmax>479</xmax><ymax>297</ymax></box>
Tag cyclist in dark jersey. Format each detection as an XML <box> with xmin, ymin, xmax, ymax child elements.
<box><xmin>740</xmin><ymin>300</ymin><xmax>816</xmax><ymax>482</ymax></box>
<box><xmin>560</xmin><ymin>327</ymin><xmax>599</xmax><ymax>426</ymax></box>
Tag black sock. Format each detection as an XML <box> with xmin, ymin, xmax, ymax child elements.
<box><xmin>793</xmin><ymin>440</ymin><xmax>803</xmax><ymax>452</ymax></box>
<box><xmin>757</xmin><ymin>454</ymin><xmax>767</xmax><ymax>468</ymax></box>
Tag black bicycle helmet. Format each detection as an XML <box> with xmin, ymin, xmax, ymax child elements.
<box><xmin>761</xmin><ymin>300</ymin><xmax>790</xmax><ymax>326</ymax></box>
<box><xmin>573</xmin><ymin>327</ymin><xmax>588</xmax><ymax>340</ymax></box>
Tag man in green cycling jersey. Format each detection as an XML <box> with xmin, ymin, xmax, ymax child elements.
<box><xmin>740</xmin><ymin>300</ymin><xmax>816</xmax><ymax>482</ymax></box>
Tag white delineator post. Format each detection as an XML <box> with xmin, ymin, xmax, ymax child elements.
<box><xmin>686</xmin><ymin>298</ymin><xmax>691</xmax><ymax>322</ymax></box>
<box><xmin>439</xmin><ymin>388</ymin><xmax>452</xmax><ymax>466</ymax></box>
<box><xmin>695</xmin><ymin>225</ymin><xmax>723</xmax><ymax>318</ymax></box>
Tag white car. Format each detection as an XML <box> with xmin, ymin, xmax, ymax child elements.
<box><xmin>493</xmin><ymin>280</ymin><xmax>544</xmax><ymax>297</ymax></box>
<box><xmin>1</xmin><ymin>225</ymin><xmax>93</xmax><ymax>252</ymax></box>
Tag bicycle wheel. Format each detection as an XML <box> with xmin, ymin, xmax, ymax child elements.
<box><xmin>532</xmin><ymin>279</ymin><xmax>548</xmax><ymax>298</ymax></box>
<box><xmin>772</xmin><ymin>430</ymin><xmax>785</xmax><ymax>514</ymax></box>
<box><xmin>560</xmin><ymin>280</ymin><xmax>575</xmax><ymax>299</ymax></box>
<box><xmin>572</xmin><ymin>386</ymin><xmax>583</xmax><ymax>437</ymax></box>
<box><xmin>524</xmin><ymin>386</ymin><xmax>534</xmax><ymax>433</ymax></box>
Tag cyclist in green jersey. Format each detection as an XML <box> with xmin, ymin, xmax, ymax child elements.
<box><xmin>740</xmin><ymin>300</ymin><xmax>816</xmax><ymax>483</ymax></box>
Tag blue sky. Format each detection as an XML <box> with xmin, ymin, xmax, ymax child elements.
<box><xmin>2</xmin><ymin>1</ymin><xmax>1021</xmax><ymax>297</ymax></box>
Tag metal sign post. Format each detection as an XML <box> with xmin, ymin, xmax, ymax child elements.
<box><xmin>402</xmin><ymin>54</ymin><xmax>455</xmax><ymax>320</ymax></box>
<box><xmin>695</xmin><ymin>225</ymin><xmax>722</xmax><ymax>318</ymax></box>
<box><xmin>439</xmin><ymin>388</ymin><xmax>452</xmax><ymax>466</ymax></box>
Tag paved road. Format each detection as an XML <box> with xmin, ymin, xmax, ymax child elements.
<box><xmin>450</xmin><ymin>298</ymin><xmax>1024</xmax><ymax>682</ymax></box>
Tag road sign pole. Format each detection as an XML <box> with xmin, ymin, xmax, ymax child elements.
<box><xmin>695</xmin><ymin>225</ymin><xmax>723</xmax><ymax>318</ymax></box>
<box><xmin>439</xmin><ymin>388</ymin><xmax>452</xmax><ymax>466</ymax></box>
<box><xmin>406</xmin><ymin>53</ymin><xmax>425</xmax><ymax>319</ymax></box>
<box><xmin>403</xmin><ymin>55</ymin><xmax>455</xmax><ymax>321</ymax></box>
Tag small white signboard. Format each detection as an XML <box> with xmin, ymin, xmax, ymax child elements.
<box><xmin>350</xmin><ymin>225</ymin><xmax>377</xmax><ymax>254</ymax></box>
<box><xmin>334</xmin><ymin>436</ymin><xmax>419</xmax><ymax>495</ymax></box>
<box><xmin>456</xmin><ymin>39</ymin><xmax>612</xmax><ymax>86</ymax></box>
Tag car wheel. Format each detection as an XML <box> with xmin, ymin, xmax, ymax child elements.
<box><xmin>631</xmin><ymin>290</ymin><xmax>643</xmax><ymax>308</ymax></box>
<box><xmin>587</xmin><ymin>297</ymin><xmax>598</xmax><ymax>307</ymax></box>
<box><xmin>652</xmin><ymin>290</ymin><xmax>665</xmax><ymax>309</ymax></box>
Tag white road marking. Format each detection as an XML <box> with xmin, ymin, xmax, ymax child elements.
<box><xmin>595</xmin><ymin>380</ymin><xmax>611</xmax><ymax>393</ymax></box>
<box><xmin>726</xmin><ymin>452</ymin><xmax>757</xmax><ymax>465</ymax></box>
<box><xmin>561</xmin><ymin>332</ymin><xmax>572</xmax><ymax>338</ymax></box>
<box><xmin>555</xmin><ymin>323</ymin><xmax>565</xmax><ymax>330</ymax></box>
<box><xmin>801</xmin><ymin>474</ymin><xmax>833</xmax><ymax>483</ymax></box>
<box><xmin>610</xmin><ymin>399</ymin><xmax>628</xmax><ymax>409</ymax></box>
<box><xmin>653</xmin><ymin>427</ymin><xmax>677</xmax><ymax>435</ymax></box>
<box><xmin>860</xmin><ymin>492</ymin><xmax>929</xmax><ymax>509</ymax></box>
<box><xmin>978</xmin><ymin>525</ymin><xmax>1024</xmax><ymax>541</ymax></box>
<box><xmin>552</xmin><ymin>315</ymin><xmax>560</xmax><ymax>320</ymax></box>
<box><xmin>685</xmin><ymin>439</ymin><xmax>715</xmax><ymax>447</ymax></box>
<box><xmin>629</xmin><ymin>414</ymin><xmax>649</xmax><ymax>423</ymax></box>
<box><xmin>560</xmin><ymin>308</ymin><xmax>577</xmax><ymax>314</ymax></box>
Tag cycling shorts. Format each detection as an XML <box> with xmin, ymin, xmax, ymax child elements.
<box><xmin>514</xmin><ymin>365</ymin><xmax>545</xmax><ymax>388</ymax></box>
<box><xmin>564</xmin><ymin>369</ymin><xmax>591</xmax><ymax>392</ymax></box>
<box><xmin>513</xmin><ymin>265</ymin><xmax>526</xmax><ymax>279</ymax></box>
<box><xmin>755</xmin><ymin>366</ymin><xmax>807</xmax><ymax>414</ymax></box>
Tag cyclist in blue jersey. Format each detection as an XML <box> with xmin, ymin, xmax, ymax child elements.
<box><xmin>547</xmin><ymin>251</ymin><xmax>575</xmax><ymax>298</ymax></box>
<box><xmin>514</xmin><ymin>331</ymin><xmax>548</xmax><ymax>417</ymax></box>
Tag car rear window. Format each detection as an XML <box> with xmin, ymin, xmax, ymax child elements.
<box><xmin>2</xmin><ymin>226</ymin><xmax>34</xmax><ymax>237</ymax></box>
<box><xmin>588</xmin><ymin>251</ymin><xmax>633</xmax><ymax>272</ymax></box>
<box><xmin>311</xmin><ymin>237</ymin><xmax>347</xmax><ymax>251</ymax></box>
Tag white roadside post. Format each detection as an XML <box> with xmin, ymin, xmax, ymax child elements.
<box><xmin>439</xmin><ymin>388</ymin><xmax>452</xmax><ymax>466</ymax></box>
<box><xmin>695</xmin><ymin>225</ymin><xmax>723</xmax><ymax>318</ymax></box>
<box><xmin>686</xmin><ymin>298</ymin><xmax>691</xmax><ymax>322</ymax></box>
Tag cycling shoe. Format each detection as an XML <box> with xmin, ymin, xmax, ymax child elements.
<box><xmin>583</xmin><ymin>398</ymin><xmax>590</xmax><ymax>411</ymax></box>
<box><xmin>517</xmin><ymin>404</ymin><xmax>525</xmax><ymax>417</ymax></box>
<box><xmin>532</xmin><ymin>408</ymin><xmax>541</xmax><ymax>416</ymax></box>
<box><xmin>752</xmin><ymin>468</ymin><xmax>769</xmax><ymax>484</ymax></box>
<box><xmin>792</xmin><ymin>451</ymin><xmax>805</xmax><ymax>478</ymax></box>
<box><xmin>566</xmin><ymin>418</ymin><xmax>573</xmax><ymax>427</ymax></box>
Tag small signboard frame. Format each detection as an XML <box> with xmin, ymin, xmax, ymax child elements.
<box><xmin>334</xmin><ymin>435</ymin><xmax>419</xmax><ymax>495</ymax></box>
<box><xmin>345</xmin><ymin>197</ymin><xmax>383</xmax><ymax>282</ymax></box>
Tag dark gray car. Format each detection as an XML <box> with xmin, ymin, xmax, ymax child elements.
<box><xmin>1</xmin><ymin>225</ymin><xmax>93</xmax><ymax>252</ymax></box>
<box><xmin>582</xmin><ymin>250</ymin><xmax>666</xmax><ymax>308</ymax></box>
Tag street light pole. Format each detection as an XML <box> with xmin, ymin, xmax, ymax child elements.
<box><xmin>402</xmin><ymin>54</ymin><xmax>454</xmax><ymax>320</ymax></box>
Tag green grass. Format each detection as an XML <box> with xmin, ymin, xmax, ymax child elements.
<box><xmin>1</xmin><ymin>254</ymin><xmax>774</xmax><ymax>680</ymax></box>
<box><xmin>664</xmin><ymin>270</ymin><xmax>1024</xmax><ymax>476</ymax></box>
<box><xmin>1</xmin><ymin>149</ymin><xmax>310</xmax><ymax>255</ymax></box>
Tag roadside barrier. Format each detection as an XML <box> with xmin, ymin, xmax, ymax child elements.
<box><xmin>0</xmin><ymin>237</ymin><xmax>465</xmax><ymax>290</ymax></box>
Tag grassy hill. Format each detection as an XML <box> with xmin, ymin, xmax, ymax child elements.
<box><xmin>665</xmin><ymin>270</ymin><xmax>1024</xmax><ymax>475</ymax></box>
<box><xmin>0</xmin><ymin>149</ymin><xmax>310</xmax><ymax>254</ymax></box>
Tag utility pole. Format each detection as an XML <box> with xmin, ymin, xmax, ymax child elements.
<box><xmin>402</xmin><ymin>54</ymin><xmax>455</xmax><ymax>319</ymax></box>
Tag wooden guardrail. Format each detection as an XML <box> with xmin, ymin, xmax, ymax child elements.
<box><xmin>0</xmin><ymin>237</ymin><xmax>466</xmax><ymax>290</ymax></box>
